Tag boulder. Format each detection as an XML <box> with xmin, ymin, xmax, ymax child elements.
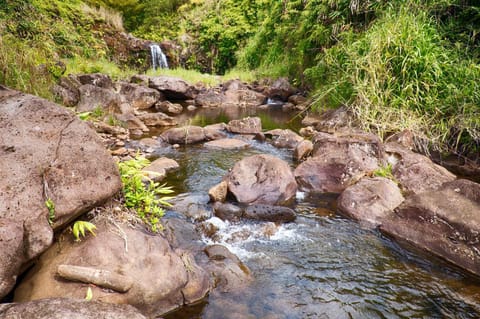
<box><xmin>149</xmin><ymin>76</ymin><xmax>197</xmax><ymax>100</ymax></box>
<box><xmin>227</xmin><ymin>117</ymin><xmax>262</xmax><ymax>134</ymax></box>
<box><xmin>227</xmin><ymin>154</ymin><xmax>297</xmax><ymax>205</ymax></box>
<box><xmin>0</xmin><ymin>298</ymin><xmax>147</xmax><ymax>319</ymax></box>
<box><xmin>116</xmin><ymin>81</ymin><xmax>162</xmax><ymax>110</ymax></box>
<box><xmin>243</xmin><ymin>204</ymin><xmax>296</xmax><ymax>223</ymax></box>
<box><xmin>294</xmin><ymin>139</ymin><xmax>313</xmax><ymax>161</ymax></box>
<box><xmin>155</xmin><ymin>100</ymin><xmax>183</xmax><ymax>115</ymax></box>
<box><xmin>195</xmin><ymin>89</ymin><xmax>225</xmax><ymax>108</ymax></box>
<box><xmin>136</xmin><ymin>112</ymin><xmax>177</xmax><ymax>127</ymax></box>
<box><xmin>223</xmin><ymin>88</ymin><xmax>266</xmax><ymax>107</ymax></box>
<box><xmin>14</xmin><ymin>219</ymin><xmax>210</xmax><ymax>318</ymax></box>
<box><xmin>77</xmin><ymin>73</ymin><xmax>113</xmax><ymax>89</ymax></box>
<box><xmin>212</xmin><ymin>202</ymin><xmax>243</xmax><ymax>222</ymax></box>
<box><xmin>380</xmin><ymin>179</ymin><xmax>480</xmax><ymax>277</ymax></box>
<box><xmin>208</xmin><ymin>181</ymin><xmax>228</xmax><ymax>202</ymax></box>
<box><xmin>312</xmin><ymin>106</ymin><xmax>353</xmax><ymax>133</ymax></box>
<box><xmin>204</xmin><ymin>245</ymin><xmax>252</xmax><ymax>293</ymax></box>
<box><xmin>161</xmin><ymin>126</ymin><xmax>206</xmax><ymax>144</ymax></box>
<box><xmin>265</xmin><ymin>129</ymin><xmax>303</xmax><ymax>149</ymax></box>
<box><xmin>171</xmin><ymin>193</ymin><xmax>212</xmax><ymax>222</ymax></box>
<box><xmin>295</xmin><ymin>132</ymin><xmax>385</xmax><ymax>193</ymax></box>
<box><xmin>265</xmin><ymin>77</ymin><xmax>296</xmax><ymax>101</ymax></box>
<box><xmin>337</xmin><ymin>177</ymin><xmax>404</xmax><ymax>228</ymax></box>
<box><xmin>386</xmin><ymin>143</ymin><xmax>456</xmax><ymax>195</ymax></box>
<box><xmin>76</xmin><ymin>84</ymin><xmax>121</xmax><ymax>113</ymax></box>
<box><xmin>204</xmin><ymin>138</ymin><xmax>249</xmax><ymax>150</ymax></box>
<box><xmin>115</xmin><ymin>113</ymin><xmax>149</xmax><ymax>132</ymax></box>
<box><xmin>0</xmin><ymin>87</ymin><xmax>122</xmax><ymax>298</ymax></box>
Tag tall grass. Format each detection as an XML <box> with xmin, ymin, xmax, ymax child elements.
<box><xmin>0</xmin><ymin>35</ymin><xmax>55</xmax><ymax>99</ymax></box>
<box><xmin>308</xmin><ymin>5</ymin><xmax>480</xmax><ymax>154</ymax></box>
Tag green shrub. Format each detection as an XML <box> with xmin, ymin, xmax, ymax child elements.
<box><xmin>118</xmin><ymin>156</ymin><xmax>174</xmax><ymax>232</ymax></box>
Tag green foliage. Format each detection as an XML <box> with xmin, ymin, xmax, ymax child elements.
<box><xmin>118</xmin><ymin>156</ymin><xmax>174</xmax><ymax>232</ymax></box>
<box><xmin>77</xmin><ymin>106</ymin><xmax>105</xmax><ymax>121</ymax></box>
<box><xmin>45</xmin><ymin>198</ymin><xmax>55</xmax><ymax>225</ymax></box>
<box><xmin>373</xmin><ymin>163</ymin><xmax>396</xmax><ymax>182</ymax></box>
<box><xmin>308</xmin><ymin>2</ymin><xmax>480</xmax><ymax>152</ymax></box>
<box><xmin>72</xmin><ymin>221</ymin><xmax>97</xmax><ymax>241</ymax></box>
<box><xmin>85</xmin><ymin>287</ymin><xmax>93</xmax><ymax>301</ymax></box>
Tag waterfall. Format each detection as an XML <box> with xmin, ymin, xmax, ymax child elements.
<box><xmin>150</xmin><ymin>44</ymin><xmax>168</xmax><ymax>70</ymax></box>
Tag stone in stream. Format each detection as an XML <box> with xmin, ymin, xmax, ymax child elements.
<box><xmin>204</xmin><ymin>138</ymin><xmax>250</xmax><ymax>150</ymax></box>
<box><xmin>294</xmin><ymin>131</ymin><xmax>385</xmax><ymax>193</ymax></box>
<box><xmin>155</xmin><ymin>100</ymin><xmax>183</xmax><ymax>114</ymax></box>
<box><xmin>264</xmin><ymin>77</ymin><xmax>296</xmax><ymax>101</ymax></box>
<box><xmin>294</xmin><ymin>139</ymin><xmax>313</xmax><ymax>161</ymax></box>
<box><xmin>0</xmin><ymin>298</ymin><xmax>148</xmax><ymax>319</ymax></box>
<box><xmin>337</xmin><ymin>177</ymin><xmax>404</xmax><ymax>228</ymax></box>
<box><xmin>136</xmin><ymin>111</ymin><xmax>177</xmax><ymax>127</ymax></box>
<box><xmin>204</xmin><ymin>244</ymin><xmax>252</xmax><ymax>293</ymax></box>
<box><xmin>209</xmin><ymin>181</ymin><xmax>228</xmax><ymax>203</ymax></box>
<box><xmin>227</xmin><ymin>117</ymin><xmax>262</xmax><ymax>134</ymax></box>
<box><xmin>14</xmin><ymin>218</ymin><xmax>210</xmax><ymax>318</ymax></box>
<box><xmin>161</xmin><ymin>125</ymin><xmax>206</xmax><ymax>144</ymax></box>
<box><xmin>212</xmin><ymin>202</ymin><xmax>243</xmax><ymax>222</ymax></box>
<box><xmin>244</xmin><ymin>204</ymin><xmax>296</xmax><ymax>223</ymax></box>
<box><xmin>227</xmin><ymin>154</ymin><xmax>298</xmax><ymax>205</ymax></box>
<box><xmin>265</xmin><ymin>129</ymin><xmax>304</xmax><ymax>149</ymax></box>
<box><xmin>171</xmin><ymin>193</ymin><xmax>212</xmax><ymax>222</ymax></box>
<box><xmin>142</xmin><ymin>157</ymin><xmax>180</xmax><ymax>182</ymax></box>
<box><xmin>380</xmin><ymin>179</ymin><xmax>480</xmax><ymax>277</ymax></box>
<box><xmin>0</xmin><ymin>86</ymin><xmax>122</xmax><ymax>299</ymax></box>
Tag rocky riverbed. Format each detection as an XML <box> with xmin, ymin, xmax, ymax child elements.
<box><xmin>1</xmin><ymin>74</ymin><xmax>480</xmax><ymax>318</ymax></box>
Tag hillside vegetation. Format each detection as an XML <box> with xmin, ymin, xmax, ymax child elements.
<box><xmin>1</xmin><ymin>0</ymin><xmax>479</xmax><ymax>155</ymax></box>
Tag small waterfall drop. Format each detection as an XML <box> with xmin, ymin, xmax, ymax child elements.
<box><xmin>150</xmin><ymin>44</ymin><xmax>168</xmax><ymax>70</ymax></box>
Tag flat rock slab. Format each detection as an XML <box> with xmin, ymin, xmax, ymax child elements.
<box><xmin>161</xmin><ymin>126</ymin><xmax>206</xmax><ymax>144</ymax></box>
<box><xmin>244</xmin><ymin>204</ymin><xmax>296</xmax><ymax>223</ymax></box>
<box><xmin>0</xmin><ymin>86</ymin><xmax>121</xmax><ymax>298</ymax></box>
<box><xmin>0</xmin><ymin>298</ymin><xmax>147</xmax><ymax>319</ymax></box>
<box><xmin>227</xmin><ymin>154</ymin><xmax>297</xmax><ymax>205</ymax></box>
<box><xmin>148</xmin><ymin>76</ymin><xmax>197</xmax><ymax>100</ymax></box>
<box><xmin>337</xmin><ymin>177</ymin><xmax>404</xmax><ymax>228</ymax></box>
<box><xmin>380</xmin><ymin>179</ymin><xmax>480</xmax><ymax>277</ymax></box>
<box><xmin>142</xmin><ymin>157</ymin><xmax>179</xmax><ymax>182</ymax></box>
<box><xmin>204</xmin><ymin>138</ymin><xmax>249</xmax><ymax>150</ymax></box>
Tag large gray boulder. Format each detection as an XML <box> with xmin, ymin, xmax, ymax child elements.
<box><xmin>161</xmin><ymin>126</ymin><xmax>206</xmax><ymax>144</ymax></box>
<box><xmin>14</xmin><ymin>218</ymin><xmax>210</xmax><ymax>318</ymax></box>
<box><xmin>227</xmin><ymin>117</ymin><xmax>262</xmax><ymax>134</ymax></box>
<box><xmin>265</xmin><ymin>77</ymin><xmax>296</xmax><ymax>101</ymax></box>
<box><xmin>380</xmin><ymin>179</ymin><xmax>480</xmax><ymax>277</ymax></box>
<box><xmin>149</xmin><ymin>76</ymin><xmax>197</xmax><ymax>100</ymax></box>
<box><xmin>0</xmin><ymin>298</ymin><xmax>147</xmax><ymax>319</ymax></box>
<box><xmin>294</xmin><ymin>132</ymin><xmax>385</xmax><ymax>193</ymax></box>
<box><xmin>0</xmin><ymin>86</ymin><xmax>122</xmax><ymax>298</ymax></box>
<box><xmin>337</xmin><ymin>177</ymin><xmax>404</xmax><ymax>228</ymax></box>
<box><xmin>227</xmin><ymin>154</ymin><xmax>297</xmax><ymax>205</ymax></box>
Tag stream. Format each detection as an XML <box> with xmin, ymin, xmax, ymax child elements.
<box><xmin>147</xmin><ymin>106</ymin><xmax>480</xmax><ymax>319</ymax></box>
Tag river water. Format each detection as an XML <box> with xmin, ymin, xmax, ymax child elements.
<box><xmin>153</xmin><ymin>106</ymin><xmax>480</xmax><ymax>319</ymax></box>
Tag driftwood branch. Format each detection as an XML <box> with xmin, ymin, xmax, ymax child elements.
<box><xmin>57</xmin><ymin>264</ymin><xmax>132</xmax><ymax>293</ymax></box>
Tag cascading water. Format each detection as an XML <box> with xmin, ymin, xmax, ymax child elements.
<box><xmin>150</xmin><ymin>44</ymin><xmax>168</xmax><ymax>70</ymax></box>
